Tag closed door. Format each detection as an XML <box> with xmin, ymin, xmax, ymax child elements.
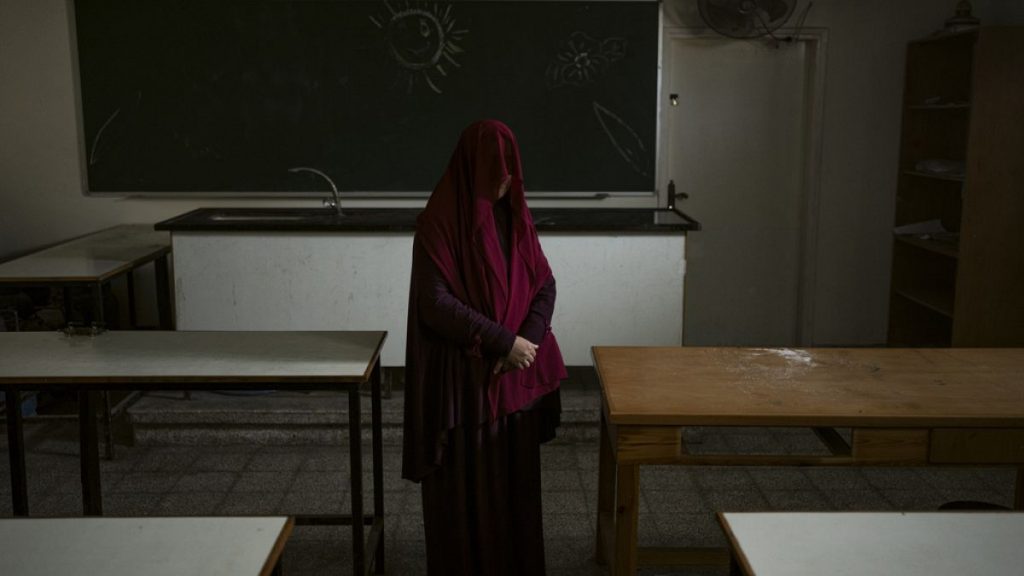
<box><xmin>666</xmin><ymin>37</ymin><xmax>810</xmax><ymax>346</ymax></box>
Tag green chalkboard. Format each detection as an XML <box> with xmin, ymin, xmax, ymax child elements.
<box><xmin>74</xmin><ymin>1</ymin><xmax>659</xmax><ymax>194</ymax></box>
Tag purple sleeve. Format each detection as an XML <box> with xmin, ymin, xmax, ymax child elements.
<box><xmin>517</xmin><ymin>275</ymin><xmax>556</xmax><ymax>345</ymax></box>
<box><xmin>415</xmin><ymin>248</ymin><xmax>516</xmax><ymax>357</ymax></box>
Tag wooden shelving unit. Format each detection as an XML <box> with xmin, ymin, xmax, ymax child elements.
<box><xmin>888</xmin><ymin>27</ymin><xmax>1024</xmax><ymax>347</ymax></box>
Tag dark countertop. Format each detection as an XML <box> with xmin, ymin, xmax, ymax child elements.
<box><xmin>155</xmin><ymin>207</ymin><xmax>700</xmax><ymax>233</ymax></box>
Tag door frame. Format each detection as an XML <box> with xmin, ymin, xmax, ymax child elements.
<box><xmin>659</xmin><ymin>27</ymin><xmax>828</xmax><ymax>346</ymax></box>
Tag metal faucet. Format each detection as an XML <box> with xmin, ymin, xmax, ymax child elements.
<box><xmin>666</xmin><ymin>179</ymin><xmax>689</xmax><ymax>212</ymax></box>
<box><xmin>288</xmin><ymin>167</ymin><xmax>343</xmax><ymax>216</ymax></box>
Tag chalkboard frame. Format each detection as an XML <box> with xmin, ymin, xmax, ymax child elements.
<box><xmin>71</xmin><ymin>0</ymin><xmax>662</xmax><ymax>198</ymax></box>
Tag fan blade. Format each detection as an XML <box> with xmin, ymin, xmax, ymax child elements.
<box><xmin>707</xmin><ymin>0</ymin><xmax>746</xmax><ymax>8</ymax></box>
<box><xmin>700</xmin><ymin>0</ymin><xmax>760</xmax><ymax>38</ymax></box>
<box><xmin>761</xmin><ymin>0</ymin><xmax>794</xmax><ymax>22</ymax></box>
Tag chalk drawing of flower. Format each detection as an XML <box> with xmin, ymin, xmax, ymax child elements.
<box><xmin>546</xmin><ymin>32</ymin><xmax>626</xmax><ymax>88</ymax></box>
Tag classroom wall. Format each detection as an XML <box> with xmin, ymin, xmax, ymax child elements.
<box><xmin>798</xmin><ymin>0</ymin><xmax>1020</xmax><ymax>345</ymax></box>
<box><xmin>0</xmin><ymin>0</ymin><xmax>1014</xmax><ymax>345</ymax></box>
<box><xmin>981</xmin><ymin>0</ymin><xmax>1024</xmax><ymax>24</ymax></box>
<box><xmin>787</xmin><ymin>0</ymin><xmax>950</xmax><ymax>346</ymax></box>
<box><xmin>665</xmin><ymin>0</ymin><xmax>1009</xmax><ymax>346</ymax></box>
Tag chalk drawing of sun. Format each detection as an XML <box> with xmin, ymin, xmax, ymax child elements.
<box><xmin>370</xmin><ymin>2</ymin><xmax>467</xmax><ymax>94</ymax></box>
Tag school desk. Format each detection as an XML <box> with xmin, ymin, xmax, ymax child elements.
<box><xmin>592</xmin><ymin>346</ymin><xmax>1024</xmax><ymax>575</ymax></box>
<box><xmin>0</xmin><ymin>330</ymin><xmax>386</xmax><ymax>576</ymax></box>
<box><xmin>0</xmin><ymin>224</ymin><xmax>172</xmax><ymax>459</ymax></box>
<box><xmin>717</xmin><ymin>511</ymin><xmax>1024</xmax><ymax>576</ymax></box>
<box><xmin>0</xmin><ymin>224</ymin><xmax>172</xmax><ymax>329</ymax></box>
<box><xmin>0</xmin><ymin>516</ymin><xmax>293</xmax><ymax>576</ymax></box>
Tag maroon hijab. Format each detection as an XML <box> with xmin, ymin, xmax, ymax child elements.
<box><xmin>403</xmin><ymin>120</ymin><xmax>566</xmax><ymax>481</ymax></box>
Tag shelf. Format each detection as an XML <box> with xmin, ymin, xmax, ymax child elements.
<box><xmin>908</xmin><ymin>28</ymin><xmax>979</xmax><ymax>45</ymax></box>
<box><xmin>902</xmin><ymin>170</ymin><xmax>966</xmax><ymax>182</ymax></box>
<box><xmin>888</xmin><ymin>293</ymin><xmax>953</xmax><ymax>347</ymax></box>
<box><xmin>894</xmin><ymin>234</ymin><xmax>959</xmax><ymax>258</ymax></box>
<box><xmin>894</xmin><ymin>289</ymin><xmax>954</xmax><ymax>318</ymax></box>
<box><xmin>907</xmin><ymin>103</ymin><xmax>970</xmax><ymax>110</ymax></box>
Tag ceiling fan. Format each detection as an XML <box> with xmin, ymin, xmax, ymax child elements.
<box><xmin>698</xmin><ymin>0</ymin><xmax>809</xmax><ymax>42</ymax></box>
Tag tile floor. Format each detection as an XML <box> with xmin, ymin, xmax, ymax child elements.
<box><xmin>1</xmin><ymin>388</ymin><xmax>1017</xmax><ymax>576</ymax></box>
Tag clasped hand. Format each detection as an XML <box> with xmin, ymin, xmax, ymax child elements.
<box><xmin>493</xmin><ymin>336</ymin><xmax>538</xmax><ymax>374</ymax></box>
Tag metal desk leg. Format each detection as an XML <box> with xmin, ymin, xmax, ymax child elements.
<box><xmin>5</xmin><ymin>385</ymin><xmax>29</xmax><ymax>516</ymax></box>
<box><xmin>371</xmin><ymin>359</ymin><xmax>385</xmax><ymax>574</ymax></box>
<box><xmin>101</xmin><ymin>391</ymin><xmax>115</xmax><ymax>460</ymax></box>
<box><xmin>79</xmin><ymin>390</ymin><xmax>103</xmax><ymax>516</ymax></box>
<box><xmin>91</xmin><ymin>283</ymin><xmax>105</xmax><ymax>325</ymax></box>
<box><xmin>348</xmin><ymin>388</ymin><xmax>365</xmax><ymax>575</ymax></box>
<box><xmin>62</xmin><ymin>287</ymin><xmax>72</xmax><ymax>324</ymax></box>
<box><xmin>126</xmin><ymin>270</ymin><xmax>137</xmax><ymax>329</ymax></box>
<box><xmin>154</xmin><ymin>254</ymin><xmax>173</xmax><ymax>330</ymax></box>
<box><xmin>91</xmin><ymin>281</ymin><xmax>115</xmax><ymax>461</ymax></box>
<box><xmin>595</xmin><ymin>407</ymin><xmax>616</xmax><ymax>566</ymax></box>
<box><xmin>1016</xmin><ymin>467</ymin><xmax>1024</xmax><ymax>510</ymax></box>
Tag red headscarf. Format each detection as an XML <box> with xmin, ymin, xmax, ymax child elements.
<box><xmin>403</xmin><ymin>120</ymin><xmax>566</xmax><ymax>481</ymax></box>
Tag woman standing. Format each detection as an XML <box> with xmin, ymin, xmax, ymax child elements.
<box><xmin>402</xmin><ymin>119</ymin><xmax>567</xmax><ymax>575</ymax></box>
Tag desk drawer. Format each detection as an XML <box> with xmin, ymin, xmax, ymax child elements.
<box><xmin>930</xmin><ymin>429</ymin><xmax>1024</xmax><ymax>464</ymax></box>
<box><xmin>852</xmin><ymin>429</ymin><xmax>929</xmax><ymax>464</ymax></box>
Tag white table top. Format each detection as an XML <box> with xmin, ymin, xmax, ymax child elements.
<box><xmin>0</xmin><ymin>330</ymin><xmax>386</xmax><ymax>384</ymax></box>
<box><xmin>0</xmin><ymin>516</ymin><xmax>292</xmax><ymax>576</ymax></box>
<box><xmin>0</xmin><ymin>224</ymin><xmax>169</xmax><ymax>283</ymax></box>
<box><xmin>719</xmin><ymin>511</ymin><xmax>1024</xmax><ymax>576</ymax></box>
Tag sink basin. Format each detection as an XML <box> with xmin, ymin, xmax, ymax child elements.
<box><xmin>178</xmin><ymin>208</ymin><xmax>423</xmax><ymax>230</ymax></box>
<box><xmin>208</xmin><ymin>214</ymin><xmax>308</xmax><ymax>222</ymax></box>
<box><xmin>653</xmin><ymin>210</ymin><xmax>686</xmax><ymax>225</ymax></box>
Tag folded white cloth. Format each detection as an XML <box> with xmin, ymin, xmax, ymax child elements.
<box><xmin>915</xmin><ymin>159</ymin><xmax>966</xmax><ymax>176</ymax></box>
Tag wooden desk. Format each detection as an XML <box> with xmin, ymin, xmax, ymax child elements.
<box><xmin>1</xmin><ymin>330</ymin><xmax>387</xmax><ymax>576</ymax></box>
<box><xmin>0</xmin><ymin>224</ymin><xmax>172</xmax><ymax>329</ymax></box>
<box><xmin>718</xmin><ymin>511</ymin><xmax>1024</xmax><ymax>576</ymax></box>
<box><xmin>592</xmin><ymin>346</ymin><xmax>1024</xmax><ymax>575</ymax></box>
<box><xmin>0</xmin><ymin>516</ymin><xmax>293</xmax><ymax>576</ymax></box>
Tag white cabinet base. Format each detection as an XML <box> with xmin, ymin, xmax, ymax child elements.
<box><xmin>173</xmin><ymin>231</ymin><xmax>684</xmax><ymax>366</ymax></box>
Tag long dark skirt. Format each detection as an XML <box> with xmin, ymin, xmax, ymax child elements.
<box><xmin>421</xmin><ymin>390</ymin><xmax>561</xmax><ymax>576</ymax></box>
